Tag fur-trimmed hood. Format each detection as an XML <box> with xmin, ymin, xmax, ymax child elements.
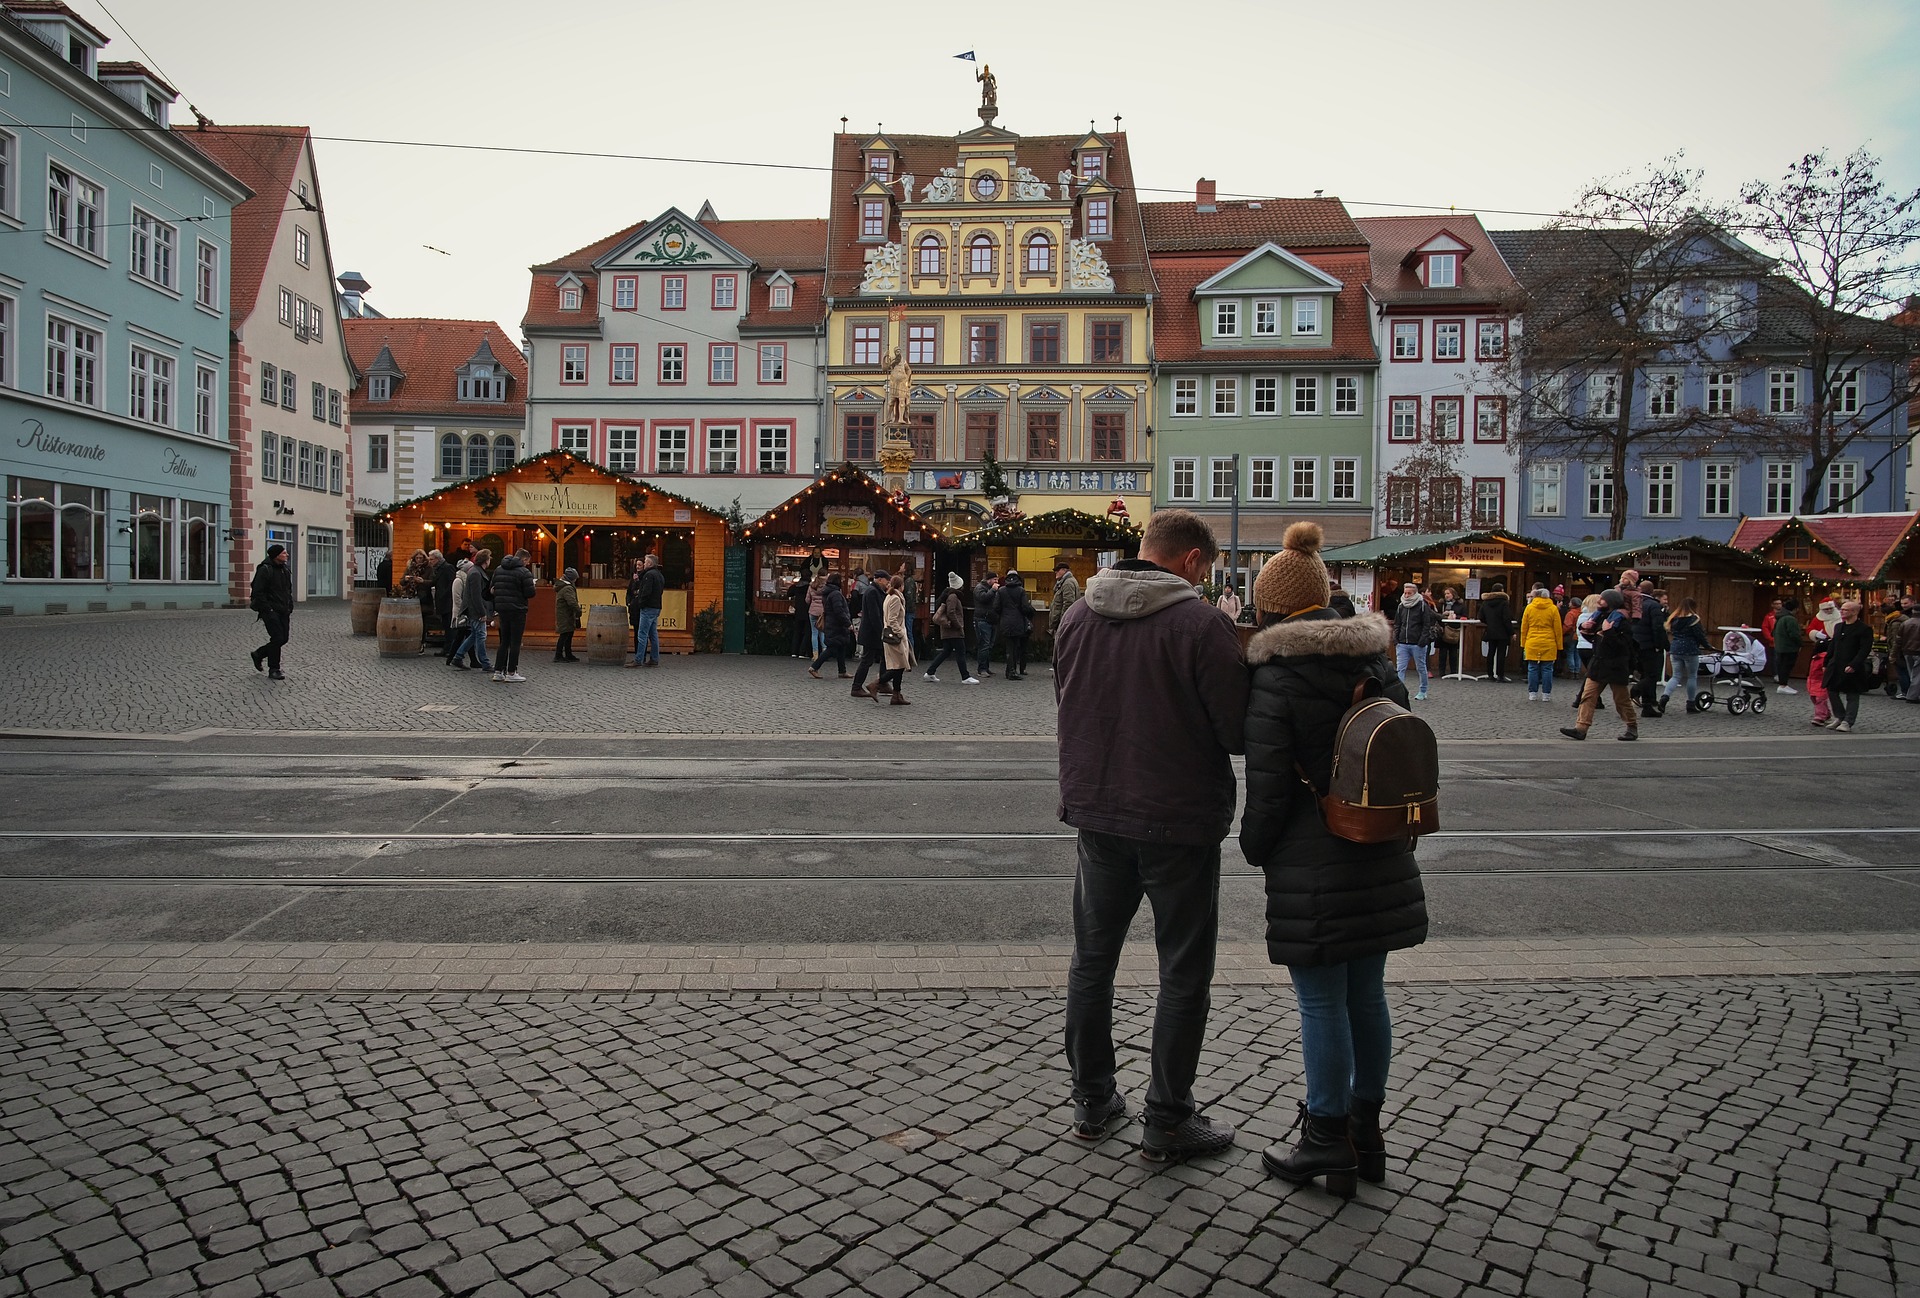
<box><xmin>1246</xmin><ymin>611</ymin><xmax>1393</xmax><ymax>666</ymax></box>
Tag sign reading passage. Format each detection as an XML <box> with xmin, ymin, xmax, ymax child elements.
<box><xmin>505</xmin><ymin>483</ymin><xmax>615</xmax><ymax>518</ymax></box>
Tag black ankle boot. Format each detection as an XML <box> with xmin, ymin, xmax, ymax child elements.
<box><xmin>1348</xmin><ymin>1099</ymin><xmax>1386</xmax><ymax>1183</ymax></box>
<box><xmin>1261</xmin><ymin>1103</ymin><xmax>1358</xmax><ymax>1198</ymax></box>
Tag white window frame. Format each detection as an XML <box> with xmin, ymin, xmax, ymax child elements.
<box><xmin>1251</xmin><ymin>376</ymin><xmax>1278</xmax><ymax>415</ymax></box>
<box><xmin>659</xmin><ymin>345</ymin><xmax>685</xmax><ymax>384</ymax></box>
<box><xmin>1211</xmin><ymin>376</ymin><xmax>1238</xmax><ymax>417</ymax></box>
<box><xmin>1431</xmin><ymin>396</ymin><xmax>1462</xmax><ymax>442</ymax></box>
<box><xmin>128</xmin><ymin>208</ymin><xmax>177</xmax><ymax>290</ymax></box>
<box><xmin>1252</xmin><ymin>299</ymin><xmax>1279</xmax><ymax>336</ymax></box>
<box><xmin>654</xmin><ymin>426</ymin><xmax>689</xmax><ymax>473</ymax></box>
<box><xmin>1214</xmin><ymin>300</ymin><xmax>1239</xmax><ymax>338</ymax></box>
<box><xmin>1768</xmin><ymin>369</ymin><xmax>1800</xmax><ymax>416</ymax></box>
<box><xmin>1389</xmin><ymin>398</ymin><xmax>1419</xmax><ymax>442</ymax></box>
<box><xmin>194</xmin><ymin>363</ymin><xmax>217</xmax><ymax>438</ymax></box>
<box><xmin>1477</xmin><ymin>319</ymin><xmax>1505</xmax><ymax>359</ymax></box>
<box><xmin>556</xmin><ymin>424</ymin><xmax>592</xmax><ymax>458</ymax></box>
<box><xmin>368</xmin><ymin>374</ymin><xmax>390</xmax><ymax>401</ymax></box>
<box><xmin>1587</xmin><ymin>373</ymin><xmax>1620</xmax><ymax>419</ymax></box>
<box><xmin>713</xmin><ymin>275</ymin><xmax>737</xmax><ymax>309</ymax></box>
<box><xmin>1705</xmin><ymin>371</ymin><xmax>1737</xmax><ymax>416</ymax></box>
<box><xmin>605</xmin><ymin>426</ymin><xmax>640</xmax><ymax>473</ymax></box>
<box><xmin>1333</xmin><ymin>376</ymin><xmax>1360</xmax><ymax>415</ymax></box>
<box><xmin>710</xmin><ymin>344</ymin><xmax>736</xmax><ymax>384</ymax></box>
<box><xmin>1387</xmin><ymin>479</ymin><xmax>1418</xmax><ymax>529</ymax></box>
<box><xmin>612</xmin><ymin>277</ymin><xmax>636</xmax><ymax>310</ymax></box>
<box><xmin>706</xmin><ymin>425</ymin><xmax>740</xmax><ymax>474</ymax></box>
<box><xmin>1702</xmin><ymin>460</ymin><xmax>1735</xmax><ymax>518</ymax></box>
<box><xmin>559</xmin><ymin>286</ymin><xmax>581</xmax><ymax>311</ymax></box>
<box><xmin>1392</xmin><ymin>322</ymin><xmax>1420</xmax><ymax>359</ymax></box>
<box><xmin>0</xmin><ymin>293</ymin><xmax>12</xmax><ymax>389</ymax></box>
<box><xmin>262</xmin><ymin>432</ymin><xmax>280</xmax><ymax>482</ymax></box>
<box><xmin>366</xmin><ymin>433</ymin><xmax>389</xmax><ymax>473</ymax></box>
<box><xmin>610</xmin><ymin>345</ymin><xmax>636</xmax><ymax>385</ymax></box>
<box><xmin>663</xmin><ymin>276</ymin><xmax>686</xmax><ymax>310</ymax></box>
<box><xmin>45</xmin><ymin>316</ymin><xmax>99</xmax><ymax>407</ymax></box>
<box><xmin>278</xmin><ymin>287</ymin><xmax>295</xmax><ymax>327</ymax></box>
<box><xmin>1172</xmin><ymin>377</ymin><xmax>1198</xmax><ymax>416</ymax></box>
<box><xmin>1208</xmin><ymin>457</ymin><xmax>1237</xmax><ymax>501</ymax></box>
<box><xmin>561</xmin><ymin>345</ymin><xmax>587</xmax><ymax>383</ymax></box>
<box><xmin>294</xmin><ymin>226</ymin><xmax>311</xmax><ymax>267</ymax></box>
<box><xmin>758</xmin><ymin>344</ymin><xmax>786</xmax><ymax>383</ymax></box>
<box><xmin>1824</xmin><ymin>460</ymin><xmax>1860</xmax><ymax>514</ymax></box>
<box><xmin>771</xmin><ymin>284</ymin><xmax>792</xmax><ymax>310</ymax></box>
<box><xmin>1293</xmin><ymin>298</ymin><xmax>1320</xmax><ymax>335</ymax></box>
<box><xmin>1644</xmin><ymin>461</ymin><xmax>1679</xmax><ymax>518</ymax></box>
<box><xmin>1426</xmin><ymin>253</ymin><xmax>1456</xmax><ymax>287</ymax></box>
<box><xmin>46</xmin><ymin>160</ymin><xmax>103</xmax><ymax>257</ymax></box>
<box><xmin>0</xmin><ymin>130</ymin><xmax>16</xmax><ymax>220</ymax></box>
<box><xmin>1763</xmin><ymin>460</ymin><xmax>1798</xmax><ymax>514</ymax></box>
<box><xmin>194</xmin><ymin>240</ymin><xmax>218</xmax><ymax>310</ymax></box>
<box><xmin>1530</xmin><ymin>461</ymin><xmax>1564</xmax><ymax>517</ymax></box>
<box><xmin>1248</xmin><ymin>457</ymin><xmax>1277</xmax><ymax>501</ymax></box>
<box><xmin>757</xmin><ymin>424</ymin><xmax>791</xmax><ymax>475</ymax></box>
<box><xmin>1168</xmin><ymin>457</ymin><xmax>1196</xmax><ymax>501</ymax></box>
<box><xmin>1647</xmin><ymin>371</ymin><xmax>1680</xmax><ymax>418</ymax></box>
<box><xmin>1292</xmin><ymin>376</ymin><xmax>1319</xmax><ymax>416</ymax></box>
<box><xmin>1835</xmin><ymin>369</ymin><xmax>1859</xmax><ymax>415</ymax></box>
<box><xmin>1584</xmin><ymin>463</ymin><xmax>1615</xmax><ymax>518</ymax></box>
<box><xmin>1330</xmin><ymin>456</ymin><xmax>1359</xmax><ymax>502</ymax></box>
<box><xmin>1432</xmin><ymin>321</ymin><xmax>1463</xmax><ymax>361</ymax></box>
<box><xmin>1289</xmin><ymin>456</ymin><xmax>1318</xmax><ymax>502</ymax></box>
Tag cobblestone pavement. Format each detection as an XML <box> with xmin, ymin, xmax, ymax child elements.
<box><xmin>2</xmin><ymin>977</ymin><xmax>1915</xmax><ymax>1298</ymax></box>
<box><xmin>4</xmin><ymin>608</ymin><xmax>1918</xmax><ymax>740</ymax></box>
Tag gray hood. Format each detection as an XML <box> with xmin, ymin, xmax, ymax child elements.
<box><xmin>1083</xmin><ymin>566</ymin><xmax>1200</xmax><ymax>621</ymax></box>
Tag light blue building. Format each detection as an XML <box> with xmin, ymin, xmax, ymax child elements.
<box><xmin>1491</xmin><ymin>225</ymin><xmax>1911</xmax><ymax>546</ymax></box>
<box><xmin>1</xmin><ymin>3</ymin><xmax>248</xmax><ymax>614</ymax></box>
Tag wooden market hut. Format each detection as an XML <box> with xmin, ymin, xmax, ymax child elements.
<box><xmin>737</xmin><ymin>464</ymin><xmax>945</xmax><ymax>618</ymax></box>
<box><xmin>1320</xmin><ymin>529</ymin><xmax>1593</xmax><ymax>616</ymax></box>
<box><xmin>1565</xmin><ymin>536</ymin><xmax>1804</xmax><ymax>638</ymax></box>
<box><xmin>952</xmin><ymin>508</ymin><xmax>1144</xmax><ymax>638</ymax></box>
<box><xmin>381</xmin><ymin>450</ymin><xmax>730</xmax><ymax>653</ymax></box>
<box><xmin>1727</xmin><ymin>512</ymin><xmax>1920</xmax><ymax>606</ymax></box>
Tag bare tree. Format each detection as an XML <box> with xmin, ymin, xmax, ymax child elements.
<box><xmin>1492</xmin><ymin>156</ymin><xmax>1754</xmax><ymax>539</ymax></box>
<box><xmin>1381</xmin><ymin>439</ymin><xmax>1467</xmax><ymax>533</ymax></box>
<box><xmin>1737</xmin><ymin>148</ymin><xmax>1920</xmax><ymax>514</ymax></box>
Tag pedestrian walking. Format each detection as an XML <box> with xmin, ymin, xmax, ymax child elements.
<box><xmin>1822</xmin><ymin>600</ymin><xmax>1872</xmax><ymax>732</ymax></box>
<box><xmin>453</xmin><ymin>550</ymin><xmax>495</xmax><ymax>672</ymax></box>
<box><xmin>1240</xmin><ymin>521</ymin><xmax>1427</xmax><ymax>1197</ymax></box>
<box><xmin>1519</xmin><ymin>587</ymin><xmax>1561</xmax><ymax>701</ymax></box>
<box><xmin>1049</xmin><ymin>562</ymin><xmax>1082</xmax><ymax>673</ymax></box>
<box><xmin>879</xmin><ymin>573</ymin><xmax>914</xmax><ymax>705</ymax></box>
<box><xmin>432</xmin><ymin>548</ymin><xmax>459</xmax><ymax>657</ymax></box>
<box><xmin>1662</xmin><ymin>598</ymin><xmax>1707</xmax><ymax>712</ymax></box>
<box><xmin>1574</xmin><ymin>593</ymin><xmax>1603</xmax><ymax>671</ymax></box>
<box><xmin>490</xmin><ymin>549</ymin><xmax>536</xmax><ymax>682</ymax></box>
<box><xmin>902</xmin><ymin>569</ymin><xmax>920</xmax><ymax>653</ymax></box>
<box><xmin>1391</xmin><ymin>582</ymin><xmax>1436</xmax><ymax>700</ymax></box>
<box><xmin>1479</xmin><ymin>583</ymin><xmax>1515</xmax><ymax>682</ymax></box>
<box><xmin>851</xmin><ymin>571</ymin><xmax>888</xmax><ymax>699</ymax></box>
<box><xmin>924</xmin><ymin>573</ymin><xmax>978</xmax><ymax>684</ymax></box>
<box><xmin>552</xmin><ymin>567</ymin><xmax>582</xmax><ymax>663</ymax></box>
<box><xmin>1899</xmin><ymin>599</ymin><xmax>1920</xmax><ymax>703</ymax></box>
<box><xmin>1772</xmin><ymin>598</ymin><xmax>1804</xmax><ymax>693</ymax></box>
<box><xmin>787</xmin><ymin>575</ymin><xmax>811</xmax><ymax>659</ymax></box>
<box><xmin>1806</xmin><ymin>600</ymin><xmax>1838</xmax><ymax>724</ymax></box>
<box><xmin>998</xmin><ymin>571</ymin><xmax>1037</xmax><ymax>680</ymax></box>
<box><xmin>247</xmin><ymin>543</ymin><xmax>294</xmax><ymax>680</ymax></box>
<box><xmin>625</xmin><ymin>555</ymin><xmax>664</xmax><ymax>668</ymax></box>
<box><xmin>1561</xmin><ymin>589</ymin><xmax>1637</xmax><ymax>741</ymax></box>
<box><xmin>807</xmin><ymin>576</ymin><xmax>853</xmax><ymax>679</ymax></box>
<box><xmin>807</xmin><ymin>574</ymin><xmax>829</xmax><ymax>661</ymax></box>
<box><xmin>974</xmin><ymin>571</ymin><xmax>1001</xmax><ymax>677</ymax></box>
<box><xmin>1055</xmin><ymin>509</ymin><xmax>1249</xmax><ymax>1163</ymax></box>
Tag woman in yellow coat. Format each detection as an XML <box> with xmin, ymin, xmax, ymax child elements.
<box><xmin>1518</xmin><ymin>586</ymin><xmax>1563</xmax><ymax>702</ymax></box>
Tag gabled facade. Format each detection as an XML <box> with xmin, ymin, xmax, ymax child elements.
<box><xmin>342</xmin><ymin>316</ymin><xmax>527</xmax><ymax>576</ymax></box>
<box><xmin>822</xmin><ymin>116</ymin><xmax>1153</xmax><ymax>534</ymax></box>
<box><xmin>1357</xmin><ymin>214</ymin><xmax>1521</xmax><ymax>534</ymax></box>
<box><xmin>0</xmin><ymin>1</ymin><xmax>249</xmax><ymax>615</ymax></box>
<box><xmin>181</xmin><ymin>124</ymin><xmax>357</xmax><ymax>603</ymax></box>
<box><xmin>1492</xmin><ymin>224</ymin><xmax>1912</xmax><ymax>544</ymax></box>
<box><xmin>522</xmin><ymin>207</ymin><xmax>827</xmax><ymax>520</ymax></box>
<box><xmin>1145</xmin><ymin>186</ymin><xmax>1377</xmax><ymax>564</ymax></box>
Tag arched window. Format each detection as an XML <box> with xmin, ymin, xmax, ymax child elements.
<box><xmin>493</xmin><ymin>435</ymin><xmax>517</xmax><ymax>473</ymax></box>
<box><xmin>917</xmin><ymin>234</ymin><xmax>944</xmax><ymax>276</ymax></box>
<box><xmin>1025</xmin><ymin>233</ymin><xmax>1053</xmax><ymax>273</ymax></box>
<box><xmin>439</xmin><ymin>433</ymin><xmax>462</xmax><ymax>478</ymax></box>
<box><xmin>968</xmin><ymin>234</ymin><xmax>996</xmax><ymax>276</ymax></box>
<box><xmin>466</xmin><ymin>433</ymin><xmax>490</xmax><ymax>477</ymax></box>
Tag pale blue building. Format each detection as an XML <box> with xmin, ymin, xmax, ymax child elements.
<box><xmin>1</xmin><ymin>3</ymin><xmax>249</xmax><ymax>614</ymax></box>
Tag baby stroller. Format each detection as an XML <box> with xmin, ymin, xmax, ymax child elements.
<box><xmin>1695</xmin><ymin>628</ymin><xmax>1769</xmax><ymax>715</ymax></box>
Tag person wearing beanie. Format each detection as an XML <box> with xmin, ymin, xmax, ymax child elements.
<box><xmin>1240</xmin><ymin>520</ymin><xmax>1426</xmax><ymax>1196</ymax></box>
<box><xmin>924</xmin><ymin>571</ymin><xmax>979</xmax><ymax>684</ymax></box>
<box><xmin>247</xmin><ymin>543</ymin><xmax>294</xmax><ymax>680</ymax></box>
<box><xmin>553</xmin><ymin>567</ymin><xmax>582</xmax><ymax>663</ymax></box>
<box><xmin>1562</xmin><ymin>587</ymin><xmax>1638</xmax><ymax>740</ymax></box>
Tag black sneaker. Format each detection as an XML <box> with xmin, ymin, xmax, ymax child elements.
<box><xmin>1139</xmin><ymin>1113</ymin><xmax>1235</xmax><ymax>1163</ymax></box>
<box><xmin>1070</xmin><ymin>1092</ymin><xmax>1128</xmax><ymax>1142</ymax></box>
<box><xmin>1558</xmin><ymin>727</ymin><xmax>1586</xmax><ymax>741</ymax></box>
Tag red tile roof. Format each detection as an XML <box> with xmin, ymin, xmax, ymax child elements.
<box><xmin>176</xmin><ymin>125</ymin><xmax>309</xmax><ymax>325</ymax></box>
<box><xmin>343</xmin><ymin>318</ymin><xmax>527</xmax><ymax>420</ymax></box>
<box><xmin>1139</xmin><ymin>197</ymin><xmax>1362</xmax><ymax>252</ymax></box>
<box><xmin>1149</xmin><ymin>250</ymin><xmax>1378</xmax><ymax>365</ymax></box>
<box><xmin>1729</xmin><ymin>512</ymin><xmax>1920</xmax><ymax>580</ymax></box>
<box><xmin>822</xmin><ymin>131</ymin><xmax>1153</xmax><ymax>298</ymax></box>
<box><xmin>1356</xmin><ymin>214</ymin><xmax>1520</xmax><ymax>307</ymax></box>
<box><xmin>739</xmin><ymin>272</ymin><xmax>827</xmax><ymax>330</ymax></box>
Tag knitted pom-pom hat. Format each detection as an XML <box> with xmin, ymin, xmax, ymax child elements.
<box><xmin>1253</xmin><ymin>521</ymin><xmax>1330</xmax><ymax>617</ymax></box>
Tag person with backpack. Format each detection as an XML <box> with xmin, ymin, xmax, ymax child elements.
<box><xmin>1240</xmin><ymin>522</ymin><xmax>1429</xmax><ymax>1198</ymax></box>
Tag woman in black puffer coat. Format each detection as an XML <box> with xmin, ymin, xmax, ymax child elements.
<box><xmin>1241</xmin><ymin>522</ymin><xmax>1428</xmax><ymax>1199</ymax></box>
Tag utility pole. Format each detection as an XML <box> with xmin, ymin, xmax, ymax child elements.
<box><xmin>1228</xmin><ymin>454</ymin><xmax>1241</xmax><ymax>605</ymax></box>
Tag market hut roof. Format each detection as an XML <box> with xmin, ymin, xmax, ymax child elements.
<box><xmin>955</xmin><ymin>508</ymin><xmax>1144</xmax><ymax>549</ymax></box>
<box><xmin>374</xmin><ymin>449</ymin><xmax>726</xmax><ymax>522</ymax></box>
<box><xmin>1563</xmin><ymin>536</ymin><xmax>1806</xmax><ymax>582</ymax></box>
<box><xmin>1727</xmin><ymin>512</ymin><xmax>1920</xmax><ymax>582</ymax></box>
<box><xmin>738</xmin><ymin>463</ymin><xmax>945</xmax><ymax>543</ymax></box>
<box><xmin>1321</xmin><ymin>529</ymin><xmax>1593</xmax><ymax>569</ymax></box>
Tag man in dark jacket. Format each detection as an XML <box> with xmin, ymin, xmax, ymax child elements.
<box><xmin>850</xmin><ymin>568</ymin><xmax>889</xmax><ymax>699</ymax></box>
<box><xmin>625</xmin><ymin>555</ymin><xmax>665</xmax><ymax>668</ymax></box>
<box><xmin>973</xmin><ymin>572</ymin><xmax>1000</xmax><ymax>677</ymax></box>
<box><xmin>1562</xmin><ymin>588</ymin><xmax>1638</xmax><ymax>740</ymax></box>
<box><xmin>808</xmin><ymin>577</ymin><xmax>854</xmax><ymax>678</ymax></box>
<box><xmin>489</xmin><ymin>549</ymin><xmax>537</xmax><ymax>682</ymax></box>
<box><xmin>1628</xmin><ymin>580</ymin><xmax>1670</xmax><ymax>713</ymax></box>
<box><xmin>432</xmin><ymin>551</ymin><xmax>459</xmax><ymax>658</ymax></box>
<box><xmin>248</xmin><ymin>544</ymin><xmax>295</xmax><ymax>680</ymax></box>
<box><xmin>1054</xmin><ymin>509</ymin><xmax>1249</xmax><ymax>1163</ymax></box>
<box><xmin>1391</xmin><ymin>582</ymin><xmax>1437</xmax><ymax>700</ymax></box>
<box><xmin>1772</xmin><ymin>598</ymin><xmax>1803</xmax><ymax>693</ymax></box>
<box><xmin>1822</xmin><ymin>599</ymin><xmax>1873</xmax><ymax>731</ymax></box>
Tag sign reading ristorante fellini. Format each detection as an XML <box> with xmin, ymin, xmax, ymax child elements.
<box><xmin>504</xmin><ymin>483</ymin><xmax>616</xmax><ymax>518</ymax></box>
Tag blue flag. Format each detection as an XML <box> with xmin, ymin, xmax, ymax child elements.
<box><xmin>954</xmin><ymin>50</ymin><xmax>976</xmax><ymax>61</ymax></box>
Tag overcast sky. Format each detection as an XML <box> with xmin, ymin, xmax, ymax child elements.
<box><xmin>79</xmin><ymin>0</ymin><xmax>1920</xmax><ymax>343</ymax></box>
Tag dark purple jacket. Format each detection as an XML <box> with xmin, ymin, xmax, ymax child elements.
<box><xmin>1053</xmin><ymin>560</ymin><xmax>1250</xmax><ymax>845</ymax></box>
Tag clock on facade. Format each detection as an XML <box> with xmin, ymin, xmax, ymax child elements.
<box><xmin>971</xmin><ymin>171</ymin><xmax>1000</xmax><ymax>201</ymax></box>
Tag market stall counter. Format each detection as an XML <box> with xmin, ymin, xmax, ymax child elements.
<box><xmin>948</xmin><ymin>508</ymin><xmax>1143</xmax><ymax>640</ymax></box>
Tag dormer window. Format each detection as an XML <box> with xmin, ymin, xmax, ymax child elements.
<box><xmin>1084</xmin><ymin>197</ymin><xmax>1110</xmax><ymax>238</ymax></box>
<box><xmin>1080</xmin><ymin>153</ymin><xmax>1105</xmax><ymax>180</ymax></box>
<box><xmin>868</xmin><ymin>153</ymin><xmax>891</xmax><ymax>182</ymax></box>
<box><xmin>458</xmin><ymin>366</ymin><xmax>506</xmax><ymax>403</ymax></box>
<box><xmin>369</xmin><ymin>376</ymin><xmax>391</xmax><ymax>401</ymax></box>
<box><xmin>772</xmin><ymin>284</ymin><xmax>792</xmax><ymax>310</ymax></box>
<box><xmin>559</xmin><ymin>287</ymin><xmax>580</xmax><ymax>311</ymax></box>
<box><xmin>1426</xmin><ymin>253</ymin><xmax>1457</xmax><ymax>288</ymax></box>
<box><xmin>861</xmin><ymin>199</ymin><xmax>886</xmax><ymax>239</ymax></box>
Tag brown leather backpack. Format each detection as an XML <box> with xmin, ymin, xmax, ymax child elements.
<box><xmin>1301</xmin><ymin>679</ymin><xmax>1440</xmax><ymax>843</ymax></box>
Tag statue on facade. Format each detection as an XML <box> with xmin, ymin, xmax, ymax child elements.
<box><xmin>976</xmin><ymin>64</ymin><xmax>998</xmax><ymax>122</ymax></box>
<box><xmin>923</xmin><ymin>168</ymin><xmax>961</xmax><ymax>202</ymax></box>
<box><xmin>1066</xmin><ymin>239</ymin><xmax>1115</xmax><ymax>291</ymax></box>
<box><xmin>882</xmin><ymin>349</ymin><xmax>913</xmax><ymax>425</ymax></box>
<box><xmin>859</xmin><ymin>241</ymin><xmax>903</xmax><ymax>293</ymax></box>
<box><xmin>1012</xmin><ymin>166</ymin><xmax>1048</xmax><ymax>201</ymax></box>
<box><xmin>898</xmin><ymin>173</ymin><xmax>914</xmax><ymax>201</ymax></box>
<box><xmin>1057</xmin><ymin>170</ymin><xmax>1075</xmax><ymax>200</ymax></box>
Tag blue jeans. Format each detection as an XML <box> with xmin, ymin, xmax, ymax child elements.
<box><xmin>1663</xmin><ymin>651</ymin><xmax>1700</xmax><ymax>701</ymax></box>
<box><xmin>975</xmin><ymin>622</ymin><xmax>996</xmax><ymax>672</ymax></box>
<box><xmin>1562</xmin><ymin>645</ymin><xmax>1582</xmax><ymax>675</ymax></box>
<box><xmin>1526</xmin><ymin>659</ymin><xmax>1553</xmax><ymax>694</ymax></box>
<box><xmin>811</xmin><ymin>624</ymin><xmax>827</xmax><ymax>656</ymax></box>
<box><xmin>459</xmin><ymin>620</ymin><xmax>491</xmax><ymax>670</ymax></box>
<box><xmin>1395</xmin><ymin>643</ymin><xmax>1429</xmax><ymax>693</ymax></box>
<box><xmin>632</xmin><ymin>608</ymin><xmax>660</xmax><ymax>664</ymax></box>
<box><xmin>1288</xmin><ymin>954</ymin><xmax>1392</xmax><ymax>1119</ymax></box>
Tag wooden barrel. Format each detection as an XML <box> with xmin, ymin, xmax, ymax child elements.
<box><xmin>376</xmin><ymin>597</ymin><xmax>423</xmax><ymax>657</ymax></box>
<box><xmin>350</xmin><ymin>588</ymin><xmax>383</xmax><ymax>635</ymax></box>
<box><xmin>584</xmin><ymin>604</ymin><xmax>629</xmax><ymax>665</ymax></box>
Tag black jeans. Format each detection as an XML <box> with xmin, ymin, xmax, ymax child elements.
<box><xmin>436</xmin><ymin>595</ymin><xmax>455</xmax><ymax>655</ymax></box>
<box><xmin>554</xmin><ymin>630</ymin><xmax>574</xmax><ymax>660</ymax></box>
<box><xmin>1064</xmin><ymin>829</ymin><xmax>1221</xmax><ymax>1131</ymax></box>
<box><xmin>1485</xmin><ymin>641</ymin><xmax>1509</xmax><ymax>680</ymax></box>
<box><xmin>851</xmin><ymin>643</ymin><xmax>884</xmax><ymax>691</ymax></box>
<box><xmin>496</xmin><ymin>608</ymin><xmax>527</xmax><ymax>674</ymax></box>
<box><xmin>255</xmin><ymin>610</ymin><xmax>290</xmax><ymax>672</ymax></box>
<box><xmin>1005</xmin><ymin>633</ymin><xmax>1030</xmax><ymax>677</ymax></box>
<box><xmin>812</xmin><ymin>634</ymin><xmax>848</xmax><ymax>675</ymax></box>
<box><xmin>925</xmin><ymin>638</ymin><xmax>970</xmax><ymax>678</ymax></box>
<box><xmin>1634</xmin><ymin>646</ymin><xmax>1664</xmax><ymax>708</ymax></box>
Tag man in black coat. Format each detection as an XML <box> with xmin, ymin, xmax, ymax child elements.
<box><xmin>1562</xmin><ymin>588</ymin><xmax>1639</xmax><ymax>740</ymax></box>
<box><xmin>850</xmin><ymin>569</ymin><xmax>889</xmax><ymax>699</ymax></box>
<box><xmin>432</xmin><ymin>550</ymin><xmax>458</xmax><ymax>657</ymax></box>
<box><xmin>625</xmin><ymin>556</ymin><xmax>665</xmax><ymax>667</ymax></box>
<box><xmin>248</xmin><ymin>544</ymin><xmax>294</xmax><ymax>680</ymax></box>
<box><xmin>1629</xmin><ymin>580</ymin><xmax>1670</xmax><ymax>714</ymax></box>
<box><xmin>973</xmin><ymin>572</ymin><xmax>1000</xmax><ymax>677</ymax></box>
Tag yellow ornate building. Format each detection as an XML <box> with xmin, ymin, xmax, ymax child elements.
<box><xmin>822</xmin><ymin>100</ymin><xmax>1153</xmax><ymax>535</ymax></box>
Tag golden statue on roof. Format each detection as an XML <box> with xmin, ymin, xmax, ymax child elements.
<box><xmin>976</xmin><ymin>64</ymin><xmax>998</xmax><ymax>124</ymax></box>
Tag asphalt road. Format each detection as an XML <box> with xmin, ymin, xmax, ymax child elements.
<box><xmin>3</xmin><ymin>731</ymin><xmax>1917</xmax><ymax>947</ymax></box>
